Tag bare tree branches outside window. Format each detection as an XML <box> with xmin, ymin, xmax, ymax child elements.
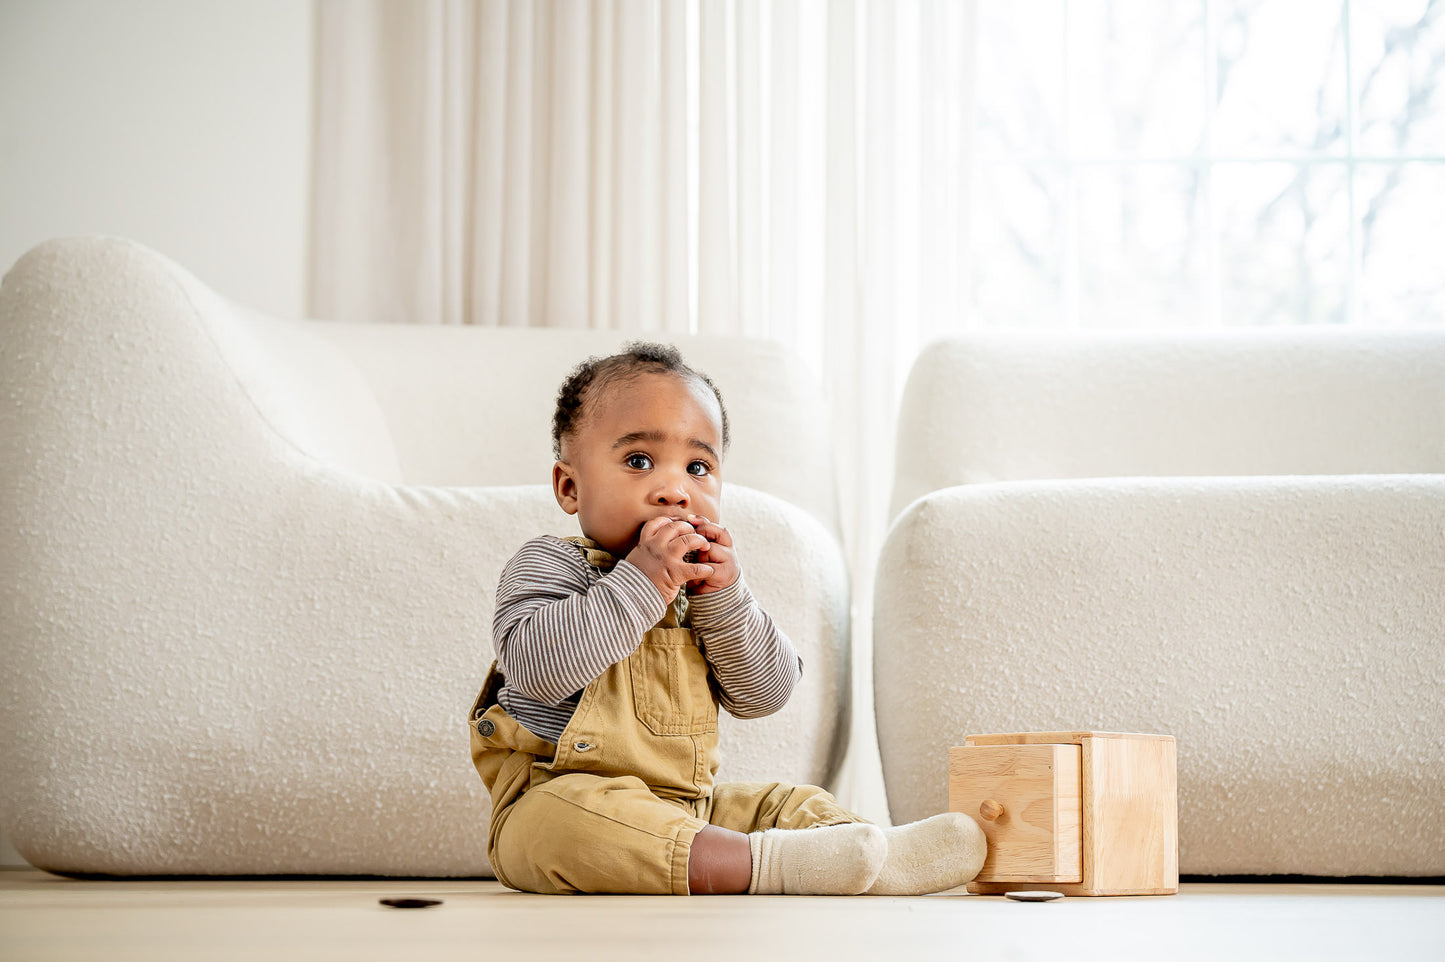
<box><xmin>970</xmin><ymin>0</ymin><xmax>1443</xmax><ymax>329</ymax></box>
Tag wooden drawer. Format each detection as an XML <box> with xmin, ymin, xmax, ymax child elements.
<box><xmin>950</xmin><ymin>731</ymin><xmax>1178</xmax><ymax>897</ymax></box>
<box><xmin>948</xmin><ymin>743</ymin><xmax>1082</xmax><ymax>883</ymax></box>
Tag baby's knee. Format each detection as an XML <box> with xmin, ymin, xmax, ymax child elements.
<box><xmin>711</xmin><ymin>780</ymin><xmax>866</xmax><ymax>832</ymax></box>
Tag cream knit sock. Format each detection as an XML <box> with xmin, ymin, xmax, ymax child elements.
<box><xmin>747</xmin><ymin>823</ymin><xmax>887</xmax><ymax>895</ymax></box>
<box><xmin>864</xmin><ymin>812</ymin><xmax>988</xmax><ymax>895</ymax></box>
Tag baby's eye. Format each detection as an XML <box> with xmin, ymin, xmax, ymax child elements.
<box><xmin>687</xmin><ymin>460</ymin><xmax>711</xmax><ymax>477</ymax></box>
<box><xmin>626</xmin><ymin>453</ymin><xmax>653</xmax><ymax>470</ymax></box>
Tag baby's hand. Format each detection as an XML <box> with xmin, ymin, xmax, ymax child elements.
<box><xmin>627</xmin><ymin>517</ymin><xmax>714</xmax><ymax>603</ymax></box>
<box><xmin>684</xmin><ymin>515</ymin><xmax>740</xmax><ymax>595</ymax></box>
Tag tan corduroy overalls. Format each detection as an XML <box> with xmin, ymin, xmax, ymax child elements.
<box><xmin>468</xmin><ymin>539</ymin><xmax>864</xmax><ymax>895</ymax></box>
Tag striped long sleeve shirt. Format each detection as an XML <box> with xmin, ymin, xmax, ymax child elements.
<box><xmin>493</xmin><ymin>535</ymin><xmax>802</xmax><ymax>744</ymax></box>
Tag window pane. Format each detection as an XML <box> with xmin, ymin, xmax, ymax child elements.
<box><xmin>1214</xmin><ymin>162</ymin><xmax>1351</xmax><ymax>324</ymax></box>
<box><xmin>970</xmin><ymin>0</ymin><xmax>1439</xmax><ymax>332</ymax></box>
<box><xmin>1214</xmin><ymin>0</ymin><xmax>1349</xmax><ymax>155</ymax></box>
<box><xmin>1075</xmin><ymin>164</ymin><xmax>1212</xmax><ymax>326</ymax></box>
<box><xmin>975</xmin><ymin>0</ymin><xmax>1068</xmax><ymax>157</ymax></box>
<box><xmin>1353</xmin><ymin>0</ymin><xmax>1445</xmax><ymax>155</ymax></box>
<box><xmin>1357</xmin><ymin>162</ymin><xmax>1445</xmax><ymax>323</ymax></box>
<box><xmin>971</xmin><ymin>163</ymin><xmax>1067</xmax><ymax>326</ymax></box>
<box><xmin>1067</xmin><ymin>0</ymin><xmax>1208</xmax><ymax>157</ymax></box>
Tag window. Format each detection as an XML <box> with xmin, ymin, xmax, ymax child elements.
<box><xmin>971</xmin><ymin>0</ymin><xmax>1444</xmax><ymax>328</ymax></box>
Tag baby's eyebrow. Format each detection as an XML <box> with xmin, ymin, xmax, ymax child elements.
<box><xmin>613</xmin><ymin>431</ymin><xmax>720</xmax><ymax>463</ymax></box>
<box><xmin>612</xmin><ymin>430</ymin><xmax>667</xmax><ymax>450</ymax></box>
<box><xmin>690</xmin><ymin>438</ymin><xmax>722</xmax><ymax>463</ymax></box>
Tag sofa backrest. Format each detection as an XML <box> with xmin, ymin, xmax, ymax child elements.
<box><xmin>300</xmin><ymin>323</ymin><xmax>840</xmax><ymax>534</ymax></box>
<box><xmin>220</xmin><ymin>304</ymin><xmax>841</xmax><ymax>535</ymax></box>
<box><xmin>891</xmin><ymin>329</ymin><xmax>1445</xmax><ymax>517</ymax></box>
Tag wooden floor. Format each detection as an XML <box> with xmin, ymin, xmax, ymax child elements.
<box><xmin>2</xmin><ymin>869</ymin><xmax>1442</xmax><ymax>962</ymax></box>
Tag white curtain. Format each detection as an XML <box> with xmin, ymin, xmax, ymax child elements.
<box><xmin>311</xmin><ymin>0</ymin><xmax>977</xmax><ymax>823</ymax></box>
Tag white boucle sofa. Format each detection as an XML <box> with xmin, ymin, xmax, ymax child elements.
<box><xmin>0</xmin><ymin>236</ymin><xmax>850</xmax><ymax>876</ymax></box>
<box><xmin>874</xmin><ymin>331</ymin><xmax>1445</xmax><ymax>877</ymax></box>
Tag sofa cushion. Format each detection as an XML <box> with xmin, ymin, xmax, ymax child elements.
<box><xmin>875</xmin><ymin>475</ymin><xmax>1445</xmax><ymax>876</ymax></box>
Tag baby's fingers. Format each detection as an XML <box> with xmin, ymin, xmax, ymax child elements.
<box><xmin>675</xmin><ymin>532</ymin><xmax>709</xmax><ymax>557</ymax></box>
<box><xmin>638</xmin><ymin>515</ymin><xmax>678</xmax><ymax>545</ymax></box>
<box><xmin>687</xmin><ymin>515</ymin><xmax>733</xmax><ymax>547</ymax></box>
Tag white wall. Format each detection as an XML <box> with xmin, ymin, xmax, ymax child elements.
<box><xmin>0</xmin><ymin>0</ymin><xmax>315</xmax><ymax>867</ymax></box>
<box><xmin>0</xmin><ymin>0</ymin><xmax>314</xmax><ymax>319</ymax></box>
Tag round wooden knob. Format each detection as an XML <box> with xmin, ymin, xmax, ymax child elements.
<box><xmin>979</xmin><ymin>799</ymin><xmax>1005</xmax><ymax>821</ymax></box>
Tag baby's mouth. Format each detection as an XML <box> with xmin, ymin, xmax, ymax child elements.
<box><xmin>644</xmin><ymin>513</ymin><xmax>692</xmax><ymax>527</ymax></box>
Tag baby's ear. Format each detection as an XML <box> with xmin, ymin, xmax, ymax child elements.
<box><xmin>552</xmin><ymin>461</ymin><xmax>580</xmax><ymax>515</ymax></box>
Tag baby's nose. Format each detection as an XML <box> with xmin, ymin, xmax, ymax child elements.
<box><xmin>652</xmin><ymin>479</ymin><xmax>690</xmax><ymax>505</ymax></box>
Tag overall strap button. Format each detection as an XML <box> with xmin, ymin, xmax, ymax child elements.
<box><xmin>476</xmin><ymin>718</ymin><xmax>495</xmax><ymax>737</ymax></box>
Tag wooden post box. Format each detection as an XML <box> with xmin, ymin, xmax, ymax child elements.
<box><xmin>949</xmin><ymin>731</ymin><xmax>1178</xmax><ymax>896</ymax></box>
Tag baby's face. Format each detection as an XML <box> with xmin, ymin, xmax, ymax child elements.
<box><xmin>552</xmin><ymin>372</ymin><xmax>725</xmax><ymax>558</ymax></box>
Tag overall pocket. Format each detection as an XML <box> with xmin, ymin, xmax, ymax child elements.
<box><xmin>629</xmin><ymin>628</ymin><xmax>719</xmax><ymax>736</ymax></box>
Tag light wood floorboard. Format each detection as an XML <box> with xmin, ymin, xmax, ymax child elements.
<box><xmin>2</xmin><ymin>869</ymin><xmax>1442</xmax><ymax>961</ymax></box>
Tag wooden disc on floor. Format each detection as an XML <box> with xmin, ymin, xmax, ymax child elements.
<box><xmin>1003</xmin><ymin>891</ymin><xmax>1064</xmax><ymax>902</ymax></box>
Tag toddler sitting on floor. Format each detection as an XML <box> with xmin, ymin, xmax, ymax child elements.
<box><xmin>468</xmin><ymin>341</ymin><xmax>986</xmax><ymax>895</ymax></box>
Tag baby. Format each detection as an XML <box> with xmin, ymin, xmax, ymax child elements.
<box><xmin>468</xmin><ymin>341</ymin><xmax>985</xmax><ymax>895</ymax></box>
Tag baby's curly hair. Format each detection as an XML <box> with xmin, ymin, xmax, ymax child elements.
<box><xmin>552</xmin><ymin>341</ymin><xmax>731</xmax><ymax>460</ymax></box>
